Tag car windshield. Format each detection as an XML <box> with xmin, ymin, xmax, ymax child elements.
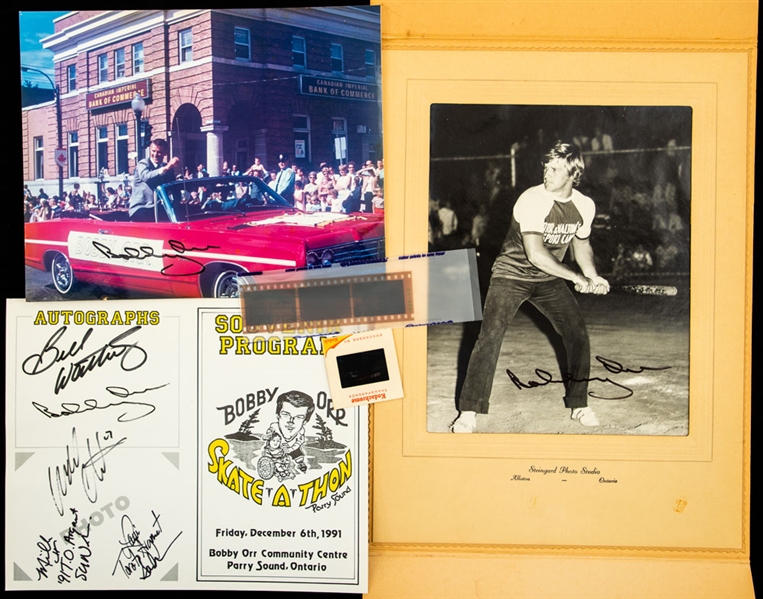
<box><xmin>158</xmin><ymin>176</ymin><xmax>294</xmax><ymax>223</ymax></box>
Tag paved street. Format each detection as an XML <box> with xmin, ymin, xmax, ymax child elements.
<box><xmin>24</xmin><ymin>266</ymin><xmax>153</xmax><ymax>302</ymax></box>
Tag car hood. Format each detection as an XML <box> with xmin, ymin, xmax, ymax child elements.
<box><xmin>182</xmin><ymin>210</ymin><xmax>384</xmax><ymax>242</ymax></box>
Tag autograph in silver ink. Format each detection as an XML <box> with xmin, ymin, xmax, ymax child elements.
<box><xmin>22</xmin><ymin>325</ymin><xmax>148</xmax><ymax>395</ymax></box>
<box><xmin>48</xmin><ymin>427</ymin><xmax>127</xmax><ymax>516</ymax></box>
<box><xmin>113</xmin><ymin>511</ymin><xmax>182</xmax><ymax>579</ymax></box>
<box><xmin>32</xmin><ymin>383</ymin><xmax>169</xmax><ymax>423</ymax></box>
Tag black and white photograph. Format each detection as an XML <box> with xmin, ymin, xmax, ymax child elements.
<box><xmin>426</xmin><ymin>104</ymin><xmax>692</xmax><ymax>435</ymax></box>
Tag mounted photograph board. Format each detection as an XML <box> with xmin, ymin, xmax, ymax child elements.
<box><xmin>368</xmin><ymin>1</ymin><xmax>757</xmax><ymax>597</ymax></box>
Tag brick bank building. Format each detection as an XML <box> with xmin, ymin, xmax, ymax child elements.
<box><xmin>22</xmin><ymin>7</ymin><xmax>382</xmax><ymax>193</ymax></box>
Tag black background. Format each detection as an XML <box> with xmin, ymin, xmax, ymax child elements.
<box><xmin>4</xmin><ymin>2</ymin><xmax>759</xmax><ymax>597</ymax></box>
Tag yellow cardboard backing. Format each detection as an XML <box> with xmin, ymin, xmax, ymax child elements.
<box><xmin>369</xmin><ymin>1</ymin><xmax>756</xmax><ymax>597</ymax></box>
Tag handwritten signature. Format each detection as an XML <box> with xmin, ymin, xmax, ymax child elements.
<box><xmin>48</xmin><ymin>427</ymin><xmax>127</xmax><ymax>516</ymax></box>
<box><xmin>32</xmin><ymin>383</ymin><xmax>168</xmax><ymax>423</ymax></box>
<box><xmin>505</xmin><ymin>355</ymin><xmax>671</xmax><ymax>400</ymax></box>
<box><xmin>35</xmin><ymin>508</ymin><xmax>92</xmax><ymax>583</ymax></box>
<box><xmin>92</xmin><ymin>239</ymin><xmax>220</xmax><ymax>276</ymax></box>
<box><xmin>113</xmin><ymin>512</ymin><xmax>182</xmax><ymax>579</ymax></box>
<box><xmin>21</xmin><ymin>326</ymin><xmax>148</xmax><ymax>395</ymax></box>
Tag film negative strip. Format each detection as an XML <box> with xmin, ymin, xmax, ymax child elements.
<box><xmin>240</xmin><ymin>272</ymin><xmax>414</xmax><ymax>332</ymax></box>
<box><xmin>237</xmin><ymin>248</ymin><xmax>482</xmax><ymax>334</ymax></box>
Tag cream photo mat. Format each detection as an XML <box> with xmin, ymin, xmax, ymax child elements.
<box><xmin>369</xmin><ymin>5</ymin><xmax>755</xmax><ymax>596</ymax></box>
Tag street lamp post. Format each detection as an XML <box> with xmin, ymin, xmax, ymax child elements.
<box><xmin>131</xmin><ymin>93</ymin><xmax>146</xmax><ymax>164</ymax></box>
<box><xmin>22</xmin><ymin>66</ymin><xmax>63</xmax><ymax>202</ymax></box>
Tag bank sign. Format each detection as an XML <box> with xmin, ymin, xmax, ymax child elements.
<box><xmin>86</xmin><ymin>80</ymin><xmax>150</xmax><ymax>111</ymax></box>
<box><xmin>299</xmin><ymin>76</ymin><xmax>379</xmax><ymax>102</ymax></box>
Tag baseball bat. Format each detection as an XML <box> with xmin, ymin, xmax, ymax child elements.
<box><xmin>611</xmin><ymin>284</ymin><xmax>678</xmax><ymax>296</ymax></box>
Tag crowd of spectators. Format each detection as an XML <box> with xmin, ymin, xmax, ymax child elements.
<box><xmin>172</xmin><ymin>155</ymin><xmax>384</xmax><ymax>214</ymax></box>
<box><xmin>228</xmin><ymin>155</ymin><xmax>385</xmax><ymax>214</ymax></box>
<box><xmin>289</xmin><ymin>159</ymin><xmax>384</xmax><ymax>214</ymax></box>
<box><xmin>24</xmin><ymin>154</ymin><xmax>384</xmax><ymax>221</ymax></box>
<box><xmin>23</xmin><ymin>182</ymin><xmax>129</xmax><ymax>222</ymax></box>
<box><xmin>429</xmin><ymin>128</ymin><xmax>691</xmax><ymax>279</ymax></box>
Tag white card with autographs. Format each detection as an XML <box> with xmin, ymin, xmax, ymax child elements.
<box><xmin>5</xmin><ymin>299</ymin><xmax>368</xmax><ymax>592</ymax></box>
<box><xmin>322</xmin><ymin>329</ymin><xmax>404</xmax><ymax>409</ymax></box>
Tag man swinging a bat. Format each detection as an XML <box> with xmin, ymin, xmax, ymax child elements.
<box><xmin>451</xmin><ymin>141</ymin><xmax>609</xmax><ymax>433</ymax></box>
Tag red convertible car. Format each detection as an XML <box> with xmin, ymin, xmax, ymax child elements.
<box><xmin>25</xmin><ymin>176</ymin><xmax>385</xmax><ymax>299</ymax></box>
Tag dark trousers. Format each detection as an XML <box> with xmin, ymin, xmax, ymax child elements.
<box><xmin>129</xmin><ymin>206</ymin><xmax>155</xmax><ymax>222</ymax></box>
<box><xmin>458</xmin><ymin>276</ymin><xmax>591</xmax><ymax>413</ymax></box>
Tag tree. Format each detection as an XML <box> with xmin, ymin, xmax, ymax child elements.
<box><xmin>312</xmin><ymin>414</ymin><xmax>333</xmax><ymax>448</ymax></box>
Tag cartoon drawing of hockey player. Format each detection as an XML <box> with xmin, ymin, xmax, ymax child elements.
<box><xmin>257</xmin><ymin>390</ymin><xmax>315</xmax><ymax>481</ymax></box>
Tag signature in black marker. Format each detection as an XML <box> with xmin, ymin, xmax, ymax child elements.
<box><xmin>505</xmin><ymin>355</ymin><xmax>671</xmax><ymax>400</ymax></box>
<box><xmin>35</xmin><ymin>508</ymin><xmax>93</xmax><ymax>583</ymax></box>
<box><xmin>92</xmin><ymin>239</ymin><xmax>219</xmax><ymax>276</ymax></box>
<box><xmin>113</xmin><ymin>512</ymin><xmax>182</xmax><ymax>579</ymax></box>
<box><xmin>35</xmin><ymin>534</ymin><xmax>59</xmax><ymax>581</ymax></box>
<box><xmin>22</xmin><ymin>326</ymin><xmax>93</xmax><ymax>376</ymax></box>
<box><xmin>48</xmin><ymin>427</ymin><xmax>127</xmax><ymax>516</ymax></box>
<box><xmin>32</xmin><ymin>383</ymin><xmax>168</xmax><ymax>423</ymax></box>
<box><xmin>22</xmin><ymin>325</ymin><xmax>148</xmax><ymax>395</ymax></box>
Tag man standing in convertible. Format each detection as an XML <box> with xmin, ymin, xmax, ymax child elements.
<box><xmin>129</xmin><ymin>138</ymin><xmax>180</xmax><ymax>221</ymax></box>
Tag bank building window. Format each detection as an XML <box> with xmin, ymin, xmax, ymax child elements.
<box><xmin>116</xmin><ymin>124</ymin><xmax>129</xmax><ymax>175</ymax></box>
<box><xmin>97</xmin><ymin>126</ymin><xmax>109</xmax><ymax>174</ymax></box>
<box><xmin>98</xmin><ymin>53</ymin><xmax>108</xmax><ymax>83</ymax></box>
<box><xmin>235</xmin><ymin>27</ymin><xmax>251</xmax><ymax>61</ymax></box>
<box><xmin>115</xmin><ymin>48</ymin><xmax>126</xmax><ymax>79</ymax></box>
<box><xmin>68</xmin><ymin>132</ymin><xmax>79</xmax><ymax>178</ymax></box>
<box><xmin>179</xmin><ymin>28</ymin><xmax>193</xmax><ymax>63</ymax></box>
<box><xmin>330</xmin><ymin>43</ymin><xmax>343</xmax><ymax>73</ymax></box>
<box><xmin>293</xmin><ymin>115</ymin><xmax>311</xmax><ymax>162</ymax></box>
<box><xmin>365</xmin><ymin>49</ymin><xmax>376</xmax><ymax>79</ymax></box>
<box><xmin>332</xmin><ymin>118</ymin><xmax>347</xmax><ymax>161</ymax></box>
<box><xmin>292</xmin><ymin>36</ymin><xmax>306</xmax><ymax>68</ymax></box>
<box><xmin>133</xmin><ymin>43</ymin><xmax>144</xmax><ymax>74</ymax></box>
<box><xmin>67</xmin><ymin>64</ymin><xmax>77</xmax><ymax>92</ymax></box>
<box><xmin>34</xmin><ymin>136</ymin><xmax>44</xmax><ymax>179</ymax></box>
